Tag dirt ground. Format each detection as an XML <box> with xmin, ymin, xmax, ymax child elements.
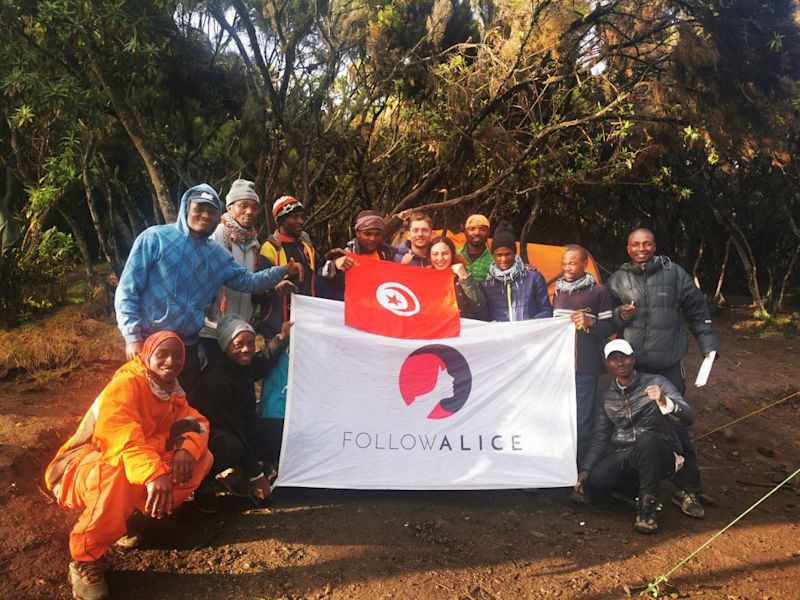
<box><xmin>1</xmin><ymin>305</ymin><xmax>798</xmax><ymax>600</ymax></box>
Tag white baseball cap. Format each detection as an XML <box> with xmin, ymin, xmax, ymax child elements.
<box><xmin>604</xmin><ymin>339</ymin><xmax>635</xmax><ymax>359</ymax></box>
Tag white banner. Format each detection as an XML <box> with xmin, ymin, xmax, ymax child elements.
<box><xmin>274</xmin><ymin>295</ymin><xmax>577</xmax><ymax>490</ymax></box>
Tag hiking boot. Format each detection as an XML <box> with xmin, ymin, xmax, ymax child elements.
<box><xmin>671</xmin><ymin>489</ymin><xmax>705</xmax><ymax>519</ymax></box>
<box><xmin>569</xmin><ymin>489</ymin><xmax>592</xmax><ymax>504</ymax></box>
<box><xmin>633</xmin><ymin>495</ymin><xmax>659</xmax><ymax>534</ymax></box>
<box><xmin>218</xmin><ymin>470</ymin><xmax>251</xmax><ymax>498</ymax></box>
<box><xmin>69</xmin><ymin>559</ymin><xmax>109</xmax><ymax>600</ymax></box>
<box><xmin>193</xmin><ymin>481</ymin><xmax>221</xmax><ymax>514</ymax></box>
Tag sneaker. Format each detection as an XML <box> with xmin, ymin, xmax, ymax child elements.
<box><xmin>671</xmin><ymin>489</ymin><xmax>705</xmax><ymax>519</ymax></box>
<box><xmin>193</xmin><ymin>481</ymin><xmax>221</xmax><ymax>514</ymax></box>
<box><xmin>633</xmin><ymin>495</ymin><xmax>659</xmax><ymax>534</ymax></box>
<box><xmin>69</xmin><ymin>560</ymin><xmax>109</xmax><ymax>600</ymax></box>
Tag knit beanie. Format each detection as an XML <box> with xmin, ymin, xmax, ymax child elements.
<box><xmin>491</xmin><ymin>221</ymin><xmax>517</xmax><ymax>254</ymax></box>
<box><xmin>217</xmin><ymin>314</ymin><xmax>256</xmax><ymax>351</ymax></box>
<box><xmin>226</xmin><ymin>179</ymin><xmax>260</xmax><ymax>207</ymax></box>
<box><xmin>272</xmin><ymin>196</ymin><xmax>305</xmax><ymax>222</ymax></box>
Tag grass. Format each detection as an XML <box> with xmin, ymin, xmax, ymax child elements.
<box><xmin>0</xmin><ymin>302</ymin><xmax>121</xmax><ymax>381</ymax></box>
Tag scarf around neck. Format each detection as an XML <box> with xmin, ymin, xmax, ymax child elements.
<box><xmin>220</xmin><ymin>212</ymin><xmax>257</xmax><ymax>251</ymax></box>
<box><xmin>486</xmin><ymin>255</ymin><xmax>528</xmax><ymax>284</ymax></box>
<box><xmin>554</xmin><ymin>272</ymin><xmax>595</xmax><ymax>294</ymax></box>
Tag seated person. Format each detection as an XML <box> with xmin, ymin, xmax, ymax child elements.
<box><xmin>480</xmin><ymin>220</ymin><xmax>552</xmax><ymax>321</ymax></box>
<box><xmin>427</xmin><ymin>235</ymin><xmax>487</xmax><ymax>320</ymax></box>
<box><xmin>45</xmin><ymin>332</ymin><xmax>212</xmax><ymax>600</ymax></box>
<box><xmin>191</xmin><ymin>314</ymin><xmax>291</xmax><ymax>513</ymax></box>
<box><xmin>575</xmin><ymin>339</ymin><xmax>694</xmax><ymax>534</ymax></box>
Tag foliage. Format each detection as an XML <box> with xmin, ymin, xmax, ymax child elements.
<box><xmin>0</xmin><ymin>0</ymin><xmax>798</xmax><ymax>323</ymax></box>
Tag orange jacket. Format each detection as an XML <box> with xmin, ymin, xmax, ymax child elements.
<box><xmin>45</xmin><ymin>358</ymin><xmax>209</xmax><ymax>491</ymax></box>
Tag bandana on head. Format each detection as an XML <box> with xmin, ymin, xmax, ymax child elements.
<box><xmin>355</xmin><ymin>211</ymin><xmax>386</xmax><ymax>232</ymax></box>
<box><xmin>139</xmin><ymin>331</ymin><xmax>185</xmax><ymax>373</ymax></box>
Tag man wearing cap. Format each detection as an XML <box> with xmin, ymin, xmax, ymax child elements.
<box><xmin>199</xmin><ymin>180</ymin><xmax>282</xmax><ymax>361</ymax></box>
<box><xmin>575</xmin><ymin>339</ymin><xmax>694</xmax><ymax>534</ymax></box>
<box><xmin>318</xmin><ymin>209</ymin><xmax>399</xmax><ymax>301</ymax></box>
<box><xmin>253</xmin><ymin>196</ymin><xmax>316</xmax><ymax>448</ymax></box>
<box><xmin>458</xmin><ymin>214</ymin><xmax>492</xmax><ymax>284</ymax></box>
<box><xmin>606</xmin><ymin>227</ymin><xmax>719</xmax><ymax>518</ymax></box>
<box><xmin>115</xmin><ymin>183</ymin><xmax>302</xmax><ymax>399</ymax></box>
<box><xmin>191</xmin><ymin>314</ymin><xmax>291</xmax><ymax>513</ymax></box>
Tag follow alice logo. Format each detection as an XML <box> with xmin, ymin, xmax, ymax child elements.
<box><xmin>398</xmin><ymin>345</ymin><xmax>472</xmax><ymax>419</ymax></box>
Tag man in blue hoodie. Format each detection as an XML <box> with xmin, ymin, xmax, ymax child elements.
<box><xmin>115</xmin><ymin>184</ymin><xmax>302</xmax><ymax>398</ymax></box>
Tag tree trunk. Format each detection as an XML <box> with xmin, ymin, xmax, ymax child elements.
<box><xmin>57</xmin><ymin>206</ymin><xmax>94</xmax><ymax>278</ymax></box>
<box><xmin>82</xmin><ymin>141</ymin><xmax>116</xmax><ymax>267</ymax></box>
<box><xmin>714</xmin><ymin>237</ymin><xmax>731</xmax><ymax>306</ymax></box>
<box><xmin>775</xmin><ymin>244</ymin><xmax>799</xmax><ymax>314</ymax></box>
<box><xmin>83</xmin><ymin>49</ymin><xmax>176</xmax><ymax>222</ymax></box>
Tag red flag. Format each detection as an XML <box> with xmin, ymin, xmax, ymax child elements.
<box><xmin>344</xmin><ymin>254</ymin><xmax>460</xmax><ymax>338</ymax></box>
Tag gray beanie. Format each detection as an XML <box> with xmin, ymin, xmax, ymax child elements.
<box><xmin>226</xmin><ymin>179</ymin><xmax>260</xmax><ymax>207</ymax></box>
<box><xmin>217</xmin><ymin>313</ymin><xmax>256</xmax><ymax>351</ymax></box>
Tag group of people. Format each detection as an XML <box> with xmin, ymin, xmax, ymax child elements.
<box><xmin>44</xmin><ymin>181</ymin><xmax>719</xmax><ymax>600</ymax></box>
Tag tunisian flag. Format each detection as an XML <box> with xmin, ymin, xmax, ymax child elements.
<box><xmin>344</xmin><ymin>254</ymin><xmax>459</xmax><ymax>339</ymax></box>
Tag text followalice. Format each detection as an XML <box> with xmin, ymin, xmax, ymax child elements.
<box><xmin>341</xmin><ymin>432</ymin><xmax>523</xmax><ymax>452</ymax></box>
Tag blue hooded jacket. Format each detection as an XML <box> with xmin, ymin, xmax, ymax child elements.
<box><xmin>115</xmin><ymin>184</ymin><xmax>287</xmax><ymax>345</ymax></box>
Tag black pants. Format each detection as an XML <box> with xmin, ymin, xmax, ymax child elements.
<box><xmin>642</xmin><ymin>361</ymin><xmax>702</xmax><ymax>494</ymax></box>
<box><xmin>587</xmin><ymin>432</ymin><xmax>676</xmax><ymax>498</ymax></box>
<box><xmin>178</xmin><ymin>343</ymin><xmax>202</xmax><ymax>403</ymax></box>
<box><xmin>207</xmin><ymin>418</ymin><xmax>284</xmax><ymax>478</ymax></box>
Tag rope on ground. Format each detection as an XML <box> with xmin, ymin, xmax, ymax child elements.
<box><xmin>696</xmin><ymin>390</ymin><xmax>799</xmax><ymax>441</ymax></box>
<box><xmin>640</xmin><ymin>465</ymin><xmax>800</xmax><ymax>597</ymax></box>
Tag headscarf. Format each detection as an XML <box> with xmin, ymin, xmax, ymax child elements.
<box><xmin>139</xmin><ymin>331</ymin><xmax>186</xmax><ymax>399</ymax></box>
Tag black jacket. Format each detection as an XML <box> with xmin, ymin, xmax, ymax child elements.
<box><xmin>317</xmin><ymin>238</ymin><xmax>399</xmax><ymax>300</ymax></box>
<box><xmin>191</xmin><ymin>347</ymin><xmax>283</xmax><ymax>478</ymax></box>
<box><xmin>580</xmin><ymin>371</ymin><xmax>695</xmax><ymax>472</ymax></box>
<box><xmin>606</xmin><ymin>256</ymin><xmax>719</xmax><ymax>370</ymax></box>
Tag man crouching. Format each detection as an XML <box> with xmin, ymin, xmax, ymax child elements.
<box><xmin>44</xmin><ymin>331</ymin><xmax>213</xmax><ymax>600</ymax></box>
<box><xmin>574</xmin><ymin>339</ymin><xmax>694</xmax><ymax>534</ymax></box>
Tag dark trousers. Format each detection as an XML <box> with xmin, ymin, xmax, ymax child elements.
<box><xmin>642</xmin><ymin>361</ymin><xmax>702</xmax><ymax>493</ymax></box>
<box><xmin>587</xmin><ymin>432</ymin><xmax>677</xmax><ymax>498</ymax></box>
<box><xmin>575</xmin><ymin>374</ymin><xmax>598</xmax><ymax>466</ymax></box>
<box><xmin>178</xmin><ymin>343</ymin><xmax>202</xmax><ymax>403</ymax></box>
<box><xmin>207</xmin><ymin>418</ymin><xmax>284</xmax><ymax>478</ymax></box>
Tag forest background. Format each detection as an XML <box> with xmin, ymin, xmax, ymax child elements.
<box><xmin>1</xmin><ymin>0</ymin><xmax>799</xmax><ymax>329</ymax></box>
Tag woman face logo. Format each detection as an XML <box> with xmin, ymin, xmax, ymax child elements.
<box><xmin>398</xmin><ymin>345</ymin><xmax>472</xmax><ymax>419</ymax></box>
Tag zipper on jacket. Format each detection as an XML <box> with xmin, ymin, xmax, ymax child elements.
<box><xmin>622</xmin><ymin>391</ymin><xmax>635</xmax><ymax>441</ymax></box>
<box><xmin>506</xmin><ymin>282</ymin><xmax>514</xmax><ymax>322</ymax></box>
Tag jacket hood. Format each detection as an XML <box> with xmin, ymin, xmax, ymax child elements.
<box><xmin>176</xmin><ymin>184</ymin><xmax>221</xmax><ymax>238</ymax></box>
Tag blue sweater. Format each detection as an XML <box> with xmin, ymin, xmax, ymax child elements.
<box><xmin>481</xmin><ymin>266</ymin><xmax>553</xmax><ymax>321</ymax></box>
<box><xmin>115</xmin><ymin>184</ymin><xmax>287</xmax><ymax>345</ymax></box>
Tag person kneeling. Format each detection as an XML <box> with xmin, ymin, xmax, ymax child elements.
<box><xmin>45</xmin><ymin>332</ymin><xmax>212</xmax><ymax>600</ymax></box>
<box><xmin>191</xmin><ymin>314</ymin><xmax>291</xmax><ymax>512</ymax></box>
<box><xmin>574</xmin><ymin>339</ymin><xmax>694</xmax><ymax>534</ymax></box>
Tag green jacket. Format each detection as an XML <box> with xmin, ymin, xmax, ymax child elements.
<box><xmin>458</xmin><ymin>245</ymin><xmax>492</xmax><ymax>284</ymax></box>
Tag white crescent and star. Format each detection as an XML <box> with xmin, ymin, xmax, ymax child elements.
<box><xmin>375</xmin><ymin>282</ymin><xmax>421</xmax><ymax>317</ymax></box>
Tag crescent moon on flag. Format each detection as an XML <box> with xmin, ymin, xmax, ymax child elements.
<box><xmin>375</xmin><ymin>282</ymin><xmax>421</xmax><ymax>317</ymax></box>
